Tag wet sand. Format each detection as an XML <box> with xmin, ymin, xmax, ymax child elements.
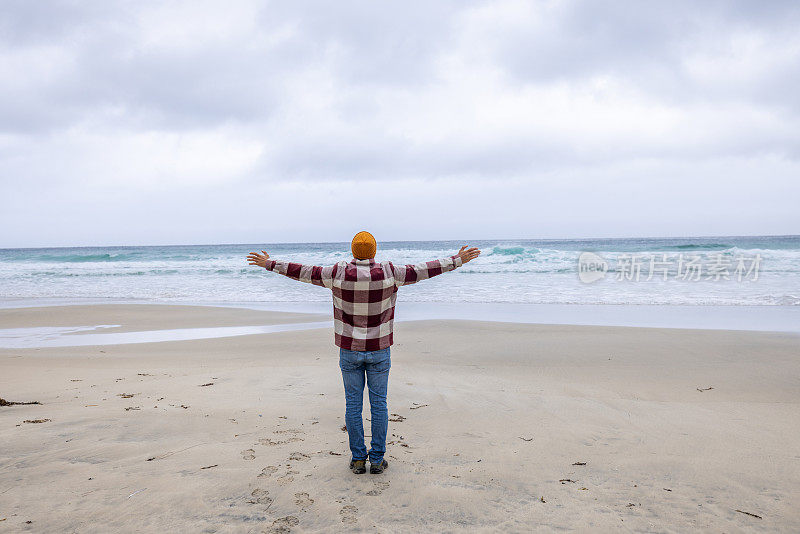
<box><xmin>1</xmin><ymin>304</ymin><xmax>799</xmax><ymax>532</ymax></box>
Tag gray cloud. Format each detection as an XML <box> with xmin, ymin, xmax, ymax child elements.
<box><xmin>0</xmin><ymin>0</ymin><xmax>798</xmax><ymax>246</ymax></box>
<box><xmin>494</xmin><ymin>1</ymin><xmax>800</xmax><ymax>113</ymax></box>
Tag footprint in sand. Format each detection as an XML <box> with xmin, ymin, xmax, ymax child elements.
<box><xmin>266</xmin><ymin>515</ymin><xmax>299</xmax><ymax>533</ymax></box>
<box><xmin>258</xmin><ymin>437</ymin><xmax>304</xmax><ymax>446</ymax></box>
<box><xmin>288</xmin><ymin>452</ymin><xmax>310</xmax><ymax>462</ymax></box>
<box><xmin>248</xmin><ymin>488</ymin><xmax>273</xmax><ymax>506</ymax></box>
<box><xmin>241</xmin><ymin>449</ymin><xmax>256</xmax><ymax>460</ymax></box>
<box><xmin>258</xmin><ymin>466</ymin><xmax>279</xmax><ymax>478</ymax></box>
<box><xmin>276</xmin><ymin>474</ymin><xmax>294</xmax><ymax>485</ymax></box>
<box><xmin>294</xmin><ymin>492</ymin><xmax>314</xmax><ymax>510</ymax></box>
<box><xmin>366</xmin><ymin>481</ymin><xmax>390</xmax><ymax>496</ymax></box>
<box><xmin>339</xmin><ymin>505</ymin><xmax>358</xmax><ymax>524</ymax></box>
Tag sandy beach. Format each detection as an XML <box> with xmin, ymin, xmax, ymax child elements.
<box><xmin>1</xmin><ymin>304</ymin><xmax>798</xmax><ymax>533</ymax></box>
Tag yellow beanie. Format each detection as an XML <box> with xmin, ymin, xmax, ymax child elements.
<box><xmin>351</xmin><ymin>231</ymin><xmax>376</xmax><ymax>260</ymax></box>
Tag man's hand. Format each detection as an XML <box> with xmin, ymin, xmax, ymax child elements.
<box><xmin>457</xmin><ymin>245</ymin><xmax>481</xmax><ymax>264</ymax></box>
<box><xmin>247</xmin><ymin>250</ymin><xmax>270</xmax><ymax>268</ymax></box>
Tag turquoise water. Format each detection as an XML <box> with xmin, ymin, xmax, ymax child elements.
<box><xmin>1</xmin><ymin>236</ymin><xmax>798</xmax><ymax>305</ymax></box>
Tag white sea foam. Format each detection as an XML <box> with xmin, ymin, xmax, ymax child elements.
<box><xmin>0</xmin><ymin>237</ymin><xmax>798</xmax><ymax>306</ymax></box>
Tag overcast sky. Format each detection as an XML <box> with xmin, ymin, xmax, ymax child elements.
<box><xmin>1</xmin><ymin>0</ymin><xmax>798</xmax><ymax>247</ymax></box>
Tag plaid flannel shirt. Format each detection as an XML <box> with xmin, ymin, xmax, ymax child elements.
<box><xmin>262</xmin><ymin>255</ymin><xmax>463</xmax><ymax>351</ymax></box>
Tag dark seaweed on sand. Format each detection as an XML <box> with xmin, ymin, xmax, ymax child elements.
<box><xmin>735</xmin><ymin>509</ymin><xmax>762</xmax><ymax>519</ymax></box>
<box><xmin>0</xmin><ymin>397</ymin><xmax>41</xmax><ymax>406</ymax></box>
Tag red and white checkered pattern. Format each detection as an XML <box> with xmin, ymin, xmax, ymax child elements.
<box><xmin>263</xmin><ymin>255</ymin><xmax>463</xmax><ymax>351</ymax></box>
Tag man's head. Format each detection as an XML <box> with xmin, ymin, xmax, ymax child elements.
<box><xmin>351</xmin><ymin>231</ymin><xmax>376</xmax><ymax>260</ymax></box>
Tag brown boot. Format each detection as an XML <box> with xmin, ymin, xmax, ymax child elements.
<box><xmin>349</xmin><ymin>459</ymin><xmax>366</xmax><ymax>474</ymax></box>
<box><xmin>370</xmin><ymin>459</ymin><xmax>388</xmax><ymax>474</ymax></box>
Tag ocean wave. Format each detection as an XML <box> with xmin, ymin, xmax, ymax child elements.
<box><xmin>2</xmin><ymin>238</ymin><xmax>798</xmax><ymax>306</ymax></box>
<box><xmin>12</xmin><ymin>269</ymin><xmax>180</xmax><ymax>278</ymax></box>
<box><xmin>459</xmin><ymin>267</ymin><xmax>576</xmax><ymax>274</ymax></box>
<box><xmin>2</xmin><ymin>247</ymin><xmax>797</xmax><ymax>276</ymax></box>
<box><xmin>29</xmin><ymin>253</ymin><xmax>142</xmax><ymax>263</ymax></box>
<box><xmin>489</xmin><ymin>246</ymin><xmax>533</xmax><ymax>256</ymax></box>
<box><xmin>662</xmin><ymin>243</ymin><xmax>733</xmax><ymax>250</ymax></box>
<box><xmin>772</xmin><ymin>295</ymin><xmax>800</xmax><ymax>305</ymax></box>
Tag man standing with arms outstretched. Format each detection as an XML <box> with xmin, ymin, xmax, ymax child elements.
<box><xmin>247</xmin><ymin>232</ymin><xmax>481</xmax><ymax>475</ymax></box>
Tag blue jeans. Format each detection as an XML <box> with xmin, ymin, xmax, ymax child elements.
<box><xmin>339</xmin><ymin>347</ymin><xmax>391</xmax><ymax>464</ymax></box>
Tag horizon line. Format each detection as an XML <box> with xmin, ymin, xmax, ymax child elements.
<box><xmin>1</xmin><ymin>233</ymin><xmax>798</xmax><ymax>251</ymax></box>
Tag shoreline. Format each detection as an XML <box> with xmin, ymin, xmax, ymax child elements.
<box><xmin>1</xmin><ymin>299</ymin><xmax>799</xmax><ymax>334</ymax></box>
<box><xmin>2</xmin><ymin>303</ymin><xmax>800</xmax><ymax>349</ymax></box>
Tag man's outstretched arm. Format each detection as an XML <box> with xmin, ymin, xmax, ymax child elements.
<box><xmin>392</xmin><ymin>245</ymin><xmax>481</xmax><ymax>287</ymax></box>
<box><xmin>247</xmin><ymin>250</ymin><xmax>336</xmax><ymax>288</ymax></box>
